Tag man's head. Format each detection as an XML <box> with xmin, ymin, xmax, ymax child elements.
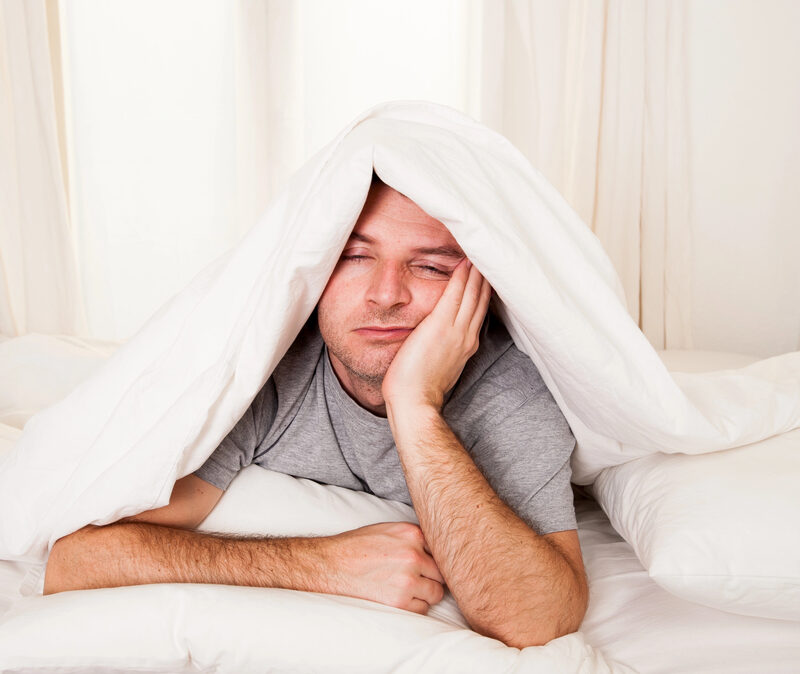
<box><xmin>317</xmin><ymin>172</ymin><xmax>466</xmax><ymax>405</ymax></box>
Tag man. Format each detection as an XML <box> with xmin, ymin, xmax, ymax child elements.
<box><xmin>44</xmin><ymin>172</ymin><xmax>588</xmax><ymax>648</ymax></box>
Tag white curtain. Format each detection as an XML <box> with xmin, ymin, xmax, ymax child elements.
<box><xmin>1</xmin><ymin>0</ymin><xmax>797</xmax><ymax>356</ymax></box>
<box><xmin>0</xmin><ymin>0</ymin><xmax>85</xmax><ymax>336</ymax></box>
<box><xmin>469</xmin><ymin>0</ymin><xmax>692</xmax><ymax>350</ymax></box>
<box><xmin>232</xmin><ymin>0</ymin><xmax>475</xmax><ymax>235</ymax></box>
<box><xmin>232</xmin><ymin>1</ymin><xmax>304</xmax><ymax>240</ymax></box>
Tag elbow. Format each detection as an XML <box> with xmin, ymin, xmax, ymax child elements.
<box><xmin>521</xmin><ymin>579</ymin><xmax>589</xmax><ymax>648</ymax></box>
<box><xmin>489</xmin><ymin>613</ymin><xmax>586</xmax><ymax>650</ymax></box>
<box><xmin>43</xmin><ymin>533</ymin><xmax>74</xmax><ymax>595</ymax></box>
<box><xmin>512</xmin><ymin>606</ymin><xmax>587</xmax><ymax>649</ymax></box>
<box><xmin>481</xmin><ymin>619</ymin><xmax>578</xmax><ymax>650</ymax></box>
<box><xmin>474</xmin><ymin>572</ymin><xmax>589</xmax><ymax>649</ymax></box>
<box><xmin>43</xmin><ymin>525</ymin><xmax>101</xmax><ymax>595</ymax></box>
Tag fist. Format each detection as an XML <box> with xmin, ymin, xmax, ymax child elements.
<box><xmin>327</xmin><ymin>521</ymin><xmax>445</xmax><ymax>614</ymax></box>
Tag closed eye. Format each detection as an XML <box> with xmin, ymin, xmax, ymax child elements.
<box><xmin>417</xmin><ymin>265</ymin><xmax>449</xmax><ymax>277</ymax></box>
<box><xmin>339</xmin><ymin>255</ymin><xmax>450</xmax><ymax>278</ymax></box>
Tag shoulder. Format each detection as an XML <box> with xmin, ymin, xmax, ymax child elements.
<box><xmin>254</xmin><ymin>311</ymin><xmax>325</xmax><ymax>427</ymax></box>
<box><xmin>449</xmin><ymin>309</ymin><xmax>550</xmax><ymax>411</ymax></box>
<box><xmin>445</xmin><ymin>310</ymin><xmax>573</xmax><ymax>445</ymax></box>
<box><xmin>271</xmin><ymin>311</ymin><xmax>325</xmax><ymax>386</ymax></box>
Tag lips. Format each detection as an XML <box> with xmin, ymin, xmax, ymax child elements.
<box><xmin>359</xmin><ymin>326</ymin><xmax>414</xmax><ymax>331</ymax></box>
<box><xmin>355</xmin><ymin>326</ymin><xmax>414</xmax><ymax>340</ymax></box>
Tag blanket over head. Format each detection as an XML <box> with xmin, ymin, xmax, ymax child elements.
<box><xmin>1</xmin><ymin>100</ymin><xmax>799</xmax><ymax>565</ymax></box>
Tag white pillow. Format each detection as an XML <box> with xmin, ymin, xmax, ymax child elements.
<box><xmin>198</xmin><ymin>465</ymin><xmax>469</xmax><ymax>629</ymax></box>
<box><xmin>0</xmin><ymin>334</ymin><xmax>118</xmax><ymax>429</ymax></box>
<box><xmin>198</xmin><ymin>464</ymin><xmax>419</xmax><ymax>536</ymax></box>
<box><xmin>593</xmin><ymin>349</ymin><xmax>800</xmax><ymax>620</ymax></box>
<box><xmin>0</xmin><ymin>464</ymin><xmax>626</xmax><ymax>673</ymax></box>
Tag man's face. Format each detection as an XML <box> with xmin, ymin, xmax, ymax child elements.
<box><xmin>318</xmin><ymin>182</ymin><xmax>466</xmax><ymax>389</ymax></box>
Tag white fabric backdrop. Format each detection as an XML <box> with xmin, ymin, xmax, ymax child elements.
<box><xmin>687</xmin><ymin>0</ymin><xmax>800</xmax><ymax>357</ymax></box>
<box><xmin>1</xmin><ymin>0</ymin><xmax>798</xmax><ymax>356</ymax></box>
<box><xmin>0</xmin><ymin>0</ymin><xmax>86</xmax><ymax>336</ymax></box>
<box><xmin>477</xmin><ymin>0</ymin><xmax>693</xmax><ymax>351</ymax></box>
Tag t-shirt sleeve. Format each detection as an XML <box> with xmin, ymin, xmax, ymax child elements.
<box><xmin>468</xmin><ymin>386</ymin><xmax>578</xmax><ymax>535</ymax></box>
<box><xmin>193</xmin><ymin>380</ymin><xmax>278</xmax><ymax>491</ymax></box>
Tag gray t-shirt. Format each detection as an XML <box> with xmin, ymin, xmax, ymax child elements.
<box><xmin>194</xmin><ymin>310</ymin><xmax>577</xmax><ymax>535</ymax></box>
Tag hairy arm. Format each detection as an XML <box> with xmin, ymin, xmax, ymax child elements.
<box><xmin>44</xmin><ymin>476</ymin><xmax>444</xmax><ymax>614</ymax></box>
<box><xmin>44</xmin><ymin>520</ymin><xmax>444</xmax><ymax>613</ymax></box>
<box><xmin>387</xmin><ymin>402</ymin><xmax>587</xmax><ymax>647</ymax></box>
<box><xmin>382</xmin><ymin>258</ymin><xmax>588</xmax><ymax>647</ymax></box>
<box><xmin>45</xmin><ymin>521</ymin><xmax>333</xmax><ymax>593</ymax></box>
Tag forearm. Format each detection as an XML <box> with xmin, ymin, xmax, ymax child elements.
<box><xmin>43</xmin><ymin>521</ymin><xmax>334</xmax><ymax>595</ymax></box>
<box><xmin>387</xmin><ymin>403</ymin><xmax>585</xmax><ymax>647</ymax></box>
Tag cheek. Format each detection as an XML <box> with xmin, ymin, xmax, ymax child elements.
<box><xmin>317</xmin><ymin>268</ymin><xmax>368</xmax><ymax>337</ymax></box>
<box><xmin>318</xmin><ymin>268</ymin><xmax>352</xmax><ymax>312</ymax></box>
<box><xmin>317</xmin><ymin>278</ymin><xmax>345</xmax><ymax>328</ymax></box>
<box><xmin>416</xmin><ymin>285</ymin><xmax>447</xmax><ymax>314</ymax></box>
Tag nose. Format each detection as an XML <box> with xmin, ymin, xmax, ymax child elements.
<box><xmin>365</xmin><ymin>261</ymin><xmax>412</xmax><ymax>309</ymax></box>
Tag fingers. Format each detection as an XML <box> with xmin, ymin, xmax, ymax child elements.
<box><xmin>343</xmin><ymin>521</ymin><xmax>447</xmax><ymax>616</ymax></box>
<box><xmin>433</xmin><ymin>258</ymin><xmax>471</xmax><ymax>324</ymax></box>
<box><xmin>404</xmin><ymin>577</ymin><xmax>445</xmax><ymax>615</ymax></box>
<box><xmin>396</xmin><ymin>524</ymin><xmax>445</xmax><ymax>611</ymax></box>
<box><xmin>414</xmin><ymin>575</ymin><xmax>445</xmax><ymax>608</ymax></box>
<box><xmin>406</xmin><ymin>598</ymin><xmax>431</xmax><ymax>615</ymax></box>
<box><xmin>428</xmin><ymin>256</ymin><xmax>493</xmax><ymax>340</ymax></box>
<box><xmin>454</xmin><ymin>260</ymin><xmax>491</xmax><ymax>342</ymax></box>
<box><xmin>468</xmin><ymin>277</ymin><xmax>492</xmax><ymax>336</ymax></box>
<box><xmin>418</xmin><ymin>549</ymin><xmax>445</xmax><ymax>585</ymax></box>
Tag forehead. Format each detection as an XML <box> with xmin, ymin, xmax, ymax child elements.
<box><xmin>349</xmin><ymin>183</ymin><xmax>464</xmax><ymax>254</ymax></box>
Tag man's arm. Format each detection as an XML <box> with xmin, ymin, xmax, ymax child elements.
<box><xmin>118</xmin><ymin>473</ymin><xmax>225</xmax><ymax>528</ymax></box>
<box><xmin>43</xmin><ymin>475</ymin><xmax>445</xmax><ymax>615</ymax></box>
<box><xmin>382</xmin><ymin>258</ymin><xmax>588</xmax><ymax>647</ymax></box>
<box><xmin>387</xmin><ymin>402</ymin><xmax>587</xmax><ymax>647</ymax></box>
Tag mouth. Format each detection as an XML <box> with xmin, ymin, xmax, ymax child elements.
<box><xmin>355</xmin><ymin>326</ymin><xmax>414</xmax><ymax>340</ymax></box>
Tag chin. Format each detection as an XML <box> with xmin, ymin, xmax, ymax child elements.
<box><xmin>340</xmin><ymin>337</ymin><xmax>402</xmax><ymax>380</ymax></box>
<box><xmin>353</xmin><ymin>346</ymin><xmax>398</xmax><ymax>375</ymax></box>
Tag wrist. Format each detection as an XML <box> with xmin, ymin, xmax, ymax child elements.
<box><xmin>386</xmin><ymin>399</ymin><xmax>443</xmax><ymax>445</ymax></box>
<box><xmin>315</xmin><ymin>531</ymin><xmax>368</xmax><ymax>598</ymax></box>
<box><xmin>282</xmin><ymin>535</ymin><xmax>342</xmax><ymax>596</ymax></box>
<box><xmin>384</xmin><ymin>392</ymin><xmax>440</xmax><ymax>414</ymax></box>
<box><xmin>386</xmin><ymin>395</ymin><xmax>440</xmax><ymax>418</ymax></box>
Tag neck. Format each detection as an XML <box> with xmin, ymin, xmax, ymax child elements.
<box><xmin>326</xmin><ymin>349</ymin><xmax>388</xmax><ymax>417</ymax></box>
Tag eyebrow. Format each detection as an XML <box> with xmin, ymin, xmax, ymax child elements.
<box><xmin>346</xmin><ymin>232</ymin><xmax>466</xmax><ymax>260</ymax></box>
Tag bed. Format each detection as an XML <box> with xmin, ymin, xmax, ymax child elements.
<box><xmin>1</xmin><ymin>333</ymin><xmax>798</xmax><ymax>673</ymax></box>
